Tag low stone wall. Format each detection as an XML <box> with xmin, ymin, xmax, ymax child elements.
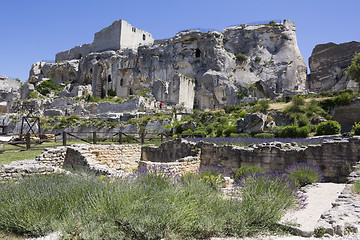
<box><xmin>141</xmin><ymin>137</ymin><xmax>360</xmax><ymax>182</ymax></box>
<box><xmin>35</xmin><ymin>147</ymin><xmax>67</xmax><ymax>167</ymax></box>
<box><xmin>63</xmin><ymin>144</ymin><xmax>141</xmax><ymax>176</ymax></box>
<box><xmin>88</xmin><ymin>144</ymin><xmax>141</xmax><ymax>171</ymax></box>
<box><xmin>141</xmin><ymin>138</ymin><xmax>198</xmax><ymax>163</ymax></box>
<box><xmin>139</xmin><ymin>156</ymin><xmax>201</xmax><ymax>175</ymax></box>
<box><xmin>0</xmin><ymin>159</ymin><xmax>66</xmax><ymax>181</ymax></box>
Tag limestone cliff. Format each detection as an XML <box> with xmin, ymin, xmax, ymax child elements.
<box><xmin>28</xmin><ymin>19</ymin><xmax>307</xmax><ymax>110</ymax></box>
<box><xmin>308</xmin><ymin>41</ymin><xmax>360</xmax><ymax>93</ymax></box>
<box><xmin>0</xmin><ymin>75</ymin><xmax>21</xmax><ymax>112</ymax></box>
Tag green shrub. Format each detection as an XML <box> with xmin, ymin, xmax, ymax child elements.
<box><xmin>197</xmin><ymin>165</ymin><xmax>224</xmax><ymax>189</ymax></box>
<box><xmin>138</xmin><ymin>88</ymin><xmax>148</xmax><ymax>97</ymax></box>
<box><xmin>250</xmin><ymin>100</ymin><xmax>270</xmax><ymax>113</ymax></box>
<box><xmin>353</xmin><ymin>181</ymin><xmax>360</xmax><ymax>194</ymax></box>
<box><xmin>235</xmin><ymin>53</ymin><xmax>248</xmax><ymax>63</ymax></box>
<box><xmin>253</xmin><ymin>133</ymin><xmax>275</xmax><ymax>138</ymax></box>
<box><xmin>37</xmin><ymin>79</ymin><xmax>59</xmax><ymax>96</ymax></box>
<box><xmin>223</xmin><ymin>125</ymin><xmax>237</xmax><ymax>137</ymax></box>
<box><xmin>267</xmin><ymin>21</ymin><xmax>278</xmax><ymax>26</ymax></box>
<box><xmin>230</xmin><ymin>133</ymin><xmax>251</xmax><ymax>138</ymax></box>
<box><xmin>182</xmin><ymin>129</ymin><xmax>193</xmax><ymax>135</ymax></box>
<box><xmin>290</xmin><ymin>113</ymin><xmax>310</xmax><ymax>127</ymax></box>
<box><xmin>352</xmin><ymin>122</ymin><xmax>360</xmax><ymax>135</ymax></box>
<box><xmin>314</xmin><ymin>227</ymin><xmax>326</xmax><ymax>238</ymax></box>
<box><xmin>108</xmin><ymin>88</ymin><xmax>117</xmax><ymax>97</ymax></box>
<box><xmin>284</xmin><ymin>95</ymin><xmax>305</xmax><ymax>113</ymax></box>
<box><xmin>275</xmin><ymin>125</ymin><xmax>310</xmax><ymax>138</ymax></box>
<box><xmin>234</xmin><ymin>165</ymin><xmax>263</xmax><ymax>181</ymax></box>
<box><xmin>335</xmin><ymin>92</ymin><xmax>352</xmax><ymax>105</ymax></box>
<box><xmin>254</xmin><ymin>56</ymin><xmax>262</xmax><ymax>63</ymax></box>
<box><xmin>316</xmin><ymin>121</ymin><xmax>341</xmax><ymax>136</ymax></box>
<box><xmin>285</xmin><ymin>163</ymin><xmax>323</xmax><ymax>187</ymax></box>
<box><xmin>215</xmin><ymin>126</ymin><xmax>224</xmax><ymax>137</ymax></box>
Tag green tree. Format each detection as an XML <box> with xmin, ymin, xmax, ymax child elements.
<box><xmin>346</xmin><ymin>52</ymin><xmax>360</xmax><ymax>84</ymax></box>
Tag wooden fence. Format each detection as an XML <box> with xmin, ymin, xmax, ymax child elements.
<box><xmin>0</xmin><ymin>131</ymin><xmax>207</xmax><ymax>152</ymax></box>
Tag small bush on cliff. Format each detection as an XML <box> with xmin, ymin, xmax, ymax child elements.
<box><xmin>37</xmin><ymin>79</ymin><xmax>59</xmax><ymax>96</ymax></box>
<box><xmin>315</xmin><ymin>120</ymin><xmax>341</xmax><ymax>136</ymax></box>
<box><xmin>351</xmin><ymin>122</ymin><xmax>360</xmax><ymax>135</ymax></box>
<box><xmin>285</xmin><ymin>163</ymin><xmax>323</xmax><ymax>187</ymax></box>
<box><xmin>346</xmin><ymin>52</ymin><xmax>360</xmax><ymax>85</ymax></box>
<box><xmin>235</xmin><ymin>53</ymin><xmax>248</xmax><ymax>63</ymax></box>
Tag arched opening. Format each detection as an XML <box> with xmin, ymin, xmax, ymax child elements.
<box><xmin>143</xmin><ymin>34</ymin><xmax>146</xmax><ymax>41</ymax></box>
<box><xmin>108</xmin><ymin>75</ymin><xmax>112</xmax><ymax>83</ymax></box>
<box><xmin>120</xmin><ymin>79</ymin><xmax>123</xmax><ymax>87</ymax></box>
<box><xmin>77</xmin><ymin>54</ymin><xmax>82</xmax><ymax>59</ymax></box>
<box><xmin>195</xmin><ymin>48</ymin><xmax>201</xmax><ymax>58</ymax></box>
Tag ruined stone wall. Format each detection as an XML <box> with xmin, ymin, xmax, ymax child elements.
<box><xmin>139</xmin><ymin>156</ymin><xmax>200</xmax><ymax>175</ymax></box>
<box><xmin>0</xmin><ymin>159</ymin><xmax>66</xmax><ymax>181</ymax></box>
<box><xmin>142</xmin><ymin>137</ymin><xmax>360</xmax><ymax>182</ymax></box>
<box><xmin>87</xmin><ymin>144</ymin><xmax>141</xmax><ymax>171</ymax></box>
<box><xmin>141</xmin><ymin>138</ymin><xmax>198</xmax><ymax>163</ymax></box>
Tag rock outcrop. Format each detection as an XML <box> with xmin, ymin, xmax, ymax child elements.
<box><xmin>308</xmin><ymin>41</ymin><xmax>360</xmax><ymax>93</ymax></box>
<box><xmin>0</xmin><ymin>75</ymin><xmax>21</xmax><ymax>112</ymax></box>
<box><xmin>332</xmin><ymin>98</ymin><xmax>360</xmax><ymax>132</ymax></box>
<box><xmin>28</xmin><ymin>19</ymin><xmax>307</xmax><ymax>110</ymax></box>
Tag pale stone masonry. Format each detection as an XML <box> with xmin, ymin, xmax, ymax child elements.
<box><xmin>55</xmin><ymin>19</ymin><xmax>154</xmax><ymax>61</ymax></box>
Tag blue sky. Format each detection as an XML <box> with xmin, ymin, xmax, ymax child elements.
<box><xmin>0</xmin><ymin>0</ymin><xmax>359</xmax><ymax>81</ymax></box>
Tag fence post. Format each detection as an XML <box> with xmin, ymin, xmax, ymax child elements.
<box><xmin>141</xmin><ymin>132</ymin><xmax>145</xmax><ymax>144</ymax></box>
<box><xmin>62</xmin><ymin>131</ymin><xmax>67</xmax><ymax>146</ymax></box>
<box><xmin>93</xmin><ymin>131</ymin><xmax>97</xmax><ymax>144</ymax></box>
<box><xmin>26</xmin><ymin>132</ymin><xmax>31</xmax><ymax>150</ymax></box>
<box><xmin>119</xmin><ymin>131</ymin><xmax>123</xmax><ymax>144</ymax></box>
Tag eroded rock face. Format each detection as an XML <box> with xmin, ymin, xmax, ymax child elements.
<box><xmin>308</xmin><ymin>41</ymin><xmax>360</xmax><ymax>93</ymax></box>
<box><xmin>28</xmin><ymin>60</ymin><xmax>80</xmax><ymax>85</ymax></box>
<box><xmin>332</xmin><ymin>98</ymin><xmax>360</xmax><ymax>132</ymax></box>
<box><xmin>28</xmin><ymin>20</ymin><xmax>307</xmax><ymax>110</ymax></box>
<box><xmin>0</xmin><ymin>75</ymin><xmax>21</xmax><ymax>112</ymax></box>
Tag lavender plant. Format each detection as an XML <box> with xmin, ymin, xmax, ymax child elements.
<box><xmin>285</xmin><ymin>163</ymin><xmax>323</xmax><ymax>187</ymax></box>
<box><xmin>239</xmin><ymin>172</ymin><xmax>306</xmax><ymax>230</ymax></box>
<box><xmin>0</xmin><ymin>167</ymin><xmax>305</xmax><ymax>239</ymax></box>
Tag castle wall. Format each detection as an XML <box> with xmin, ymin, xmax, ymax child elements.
<box><xmin>93</xmin><ymin>20</ymin><xmax>122</xmax><ymax>53</ymax></box>
<box><xmin>120</xmin><ymin>20</ymin><xmax>154</xmax><ymax>49</ymax></box>
<box><xmin>55</xmin><ymin>19</ymin><xmax>154</xmax><ymax>62</ymax></box>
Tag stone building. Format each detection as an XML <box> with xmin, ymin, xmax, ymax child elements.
<box><xmin>55</xmin><ymin>19</ymin><xmax>154</xmax><ymax>61</ymax></box>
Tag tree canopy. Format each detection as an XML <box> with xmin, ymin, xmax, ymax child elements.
<box><xmin>347</xmin><ymin>52</ymin><xmax>360</xmax><ymax>85</ymax></box>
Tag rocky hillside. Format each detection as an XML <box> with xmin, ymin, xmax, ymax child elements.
<box><xmin>28</xmin><ymin>19</ymin><xmax>307</xmax><ymax>110</ymax></box>
<box><xmin>307</xmin><ymin>41</ymin><xmax>360</xmax><ymax>93</ymax></box>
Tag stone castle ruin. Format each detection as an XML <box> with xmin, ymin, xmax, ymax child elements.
<box><xmin>55</xmin><ymin>19</ymin><xmax>154</xmax><ymax>61</ymax></box>
<box><xmin>28</xmin><ymin>19</ymin><xmax>308</xmax><ymax>111</ymax></box>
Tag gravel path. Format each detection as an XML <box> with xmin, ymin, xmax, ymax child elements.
<box><xmin>282</xmin><ymin>183</ymin><xmax>346</xmax><ymax>237</ymax></box>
